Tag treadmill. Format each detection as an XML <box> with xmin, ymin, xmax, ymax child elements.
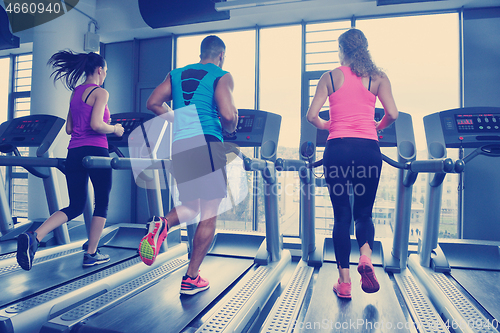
<box><xmin>407</xmin><ymin>107</ymin><xmax>500</xmax><ymax>333</ymax></box>
<box><xmin>0</xmin><ymin>114</ymin><xmax>69</xmax><ymax>257</ymax></box>
<box><xmin>0</xmin><ymin>113</ymin><xmax>104</xmax><ymax>254</ymax></box>
<box><xmin>262</xmin><ymin>109</ymin><xmax>456</xmax><ymax>332</ymax></box>
<box><xmin>0</xmin><ymin>113</ymin><xmax>186</xmax><ymax>333</ymax></box>
<box><xmin>42</xmin><ymin>109</ymin><xmax>292</xmax><ymax>333</ymax></box>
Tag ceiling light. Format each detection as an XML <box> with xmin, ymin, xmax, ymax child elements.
<box><xmin>215</xmin><ymin>0</ymin><xmax>304</xmax><ymax>11</ymax></box>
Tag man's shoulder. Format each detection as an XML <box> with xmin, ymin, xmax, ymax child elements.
<box><xmin>173</xmin><ymin>63</ymin><xmax>228</xmax><ymax>79</ymax></box>
<box><xmin>171</xmin><ymin>63</ymin><xmax>198</xmax><ymax>73</ymax></box>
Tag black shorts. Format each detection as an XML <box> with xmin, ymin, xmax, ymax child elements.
<box><xmin>172</xmin><ymin>134</ymin><xmax>227</xmax><ymax>203</ymax></box>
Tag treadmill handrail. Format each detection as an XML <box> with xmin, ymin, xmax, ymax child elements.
<box><xmin>311</xmin><ymin>155</ymin><xmax>454</xmax><ymax>173</ymax></box>
<box><xmin>243</xmin><ymin>156</ymin><xmax>268</xmax><ymax>172</ymax></box>
<box><xmin>275</xmin><ymin>158</ymin><xmax>306</xmax><ymax>171</ymax></box>
<box><xmin>462</xmin><ymin>143</ymin><xmax>500</xmax><ymax>165</ymax></box>
<box><xmin>111</xmin><ymin>157</ymin><xmax>172</xmax><ymax>171</ymax></box>
<box><xmin>233</xmin><ymin>149</ymin><xmax>277</xmax><ymax>174</ymax></box>
<box><xmin>408</xmin><ymin>158</ymin><xmax>454</xmax><ymax>173</ymax></box>
<box><xmin>82</xmin><ymin>156</ymin><xmax>113</xmax><ymax>169</ymax></box>
<box><xmin>0</xmin><ymin>155</ymin><xmax>65</xmax><ymax>174</ymax></box>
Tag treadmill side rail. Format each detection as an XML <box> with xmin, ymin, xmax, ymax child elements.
<box><xmin>196</xmin><ymin>250</ymin><xmax>291</xmax><ymax>333</ymax></box>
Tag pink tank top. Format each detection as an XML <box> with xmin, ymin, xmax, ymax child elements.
<box><xmin>327</xmin><ymin>66</ymin><xmax>378</xmax><ymax>141</ymax></box>
<box><xmin>68</xmin><ymin>84</ymin><xmax>110</xmax><ymax>149</ymax></box>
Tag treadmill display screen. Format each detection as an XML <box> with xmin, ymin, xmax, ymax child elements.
<box><xmin>236</xmin><ymin>115</ymin><xmax>255</xmax><ymax>133</ymax></box>
<box><xmin>456</xmin><ymin>119</ymin><xmax>473</xmax><ymax>125</ymax></box>
<box><xmin>111</xmin><ymin>118</ymin><xmax>144</xmax><ymax>135</ymax></box>
<box><xmin>454</xmin><ymin>114</ymin><xmax>500</xmax><ymax>133</ymax></box>
<box><xmin>10</xmin><ymin>119</ymin><xmax>47</xmax><ymax>135</ymax></box>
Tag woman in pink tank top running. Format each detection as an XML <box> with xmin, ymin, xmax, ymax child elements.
<box><xmin>307</xmin><ymin>29</ymin><xmax>398</xmax><ymax>299</ymax></box>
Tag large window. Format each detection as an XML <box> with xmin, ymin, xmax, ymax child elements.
<box><xmin>175</xmin><ymin>28</ymin><xmax>303</xmax><ymax>234</ymax></box>
<box><xmin>176</xmin><ymin>31</ymin><xmax>256</xmax><ymax>109</ymax></box>
<box><xmin>305</xmin><ymin>21</ymin><xmax>351</xmax><ymax>235</ymax></box>
<box><xmin>305</xmin><ymin>21</ymin><xmax>349</xmax><ymax>72</ymax></box>
<box><xmin>0</xmin><ymin>57</ymin><xmax>11</xmax><ymax>194</ymax></box>
<box><xmin>0</xmin><ymin>54</ymin><xmax>32</xmax><ymax>218</ymax></box>
<box><xmin>356</xmin><ymin>14</ymin><xmax>460</xmax><ymax>151</ymax></box>
<box><xmin>307</xmin><ymin>14</ymin><xmax>460</xmax><ymax>238</ymax></box>
<box><xmin>259</xmin><ymin>25</ymin><xmax>302</xmax><ymax>235</ymax></box>
<box><xmin>0</xmin><ymin>57</ymin><xmax>10</xmax><ymax>124</ymax></box>
<box><xmin>357</xmin><ymin>13</ymin><xmax>460</xmax><ymax>239</ymax></box>
<box><xmin>11</xmin><ymin>54</ymin><xmax>33</xmax><ymax>218</ymax></box>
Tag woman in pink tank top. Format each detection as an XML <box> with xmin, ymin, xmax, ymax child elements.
<box><xmin>307</xmin><ymin>29</ymin><xmax>398</xmax><ymax>299</ymax></box>
<box><xmin>16</xmin><ymin>51</ymin><xmax>125</xmax><ymax>271</ymax></box>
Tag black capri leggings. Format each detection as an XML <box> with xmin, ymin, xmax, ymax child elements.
<box><xmin>323</xmin><ymin>138</ymin><xmax>382</xmax><ymax>269</ymax></box>
<box><xmin>60</xmin><ymin>146</ymin><xmax>112</xmax><ymax>221</ymax></box>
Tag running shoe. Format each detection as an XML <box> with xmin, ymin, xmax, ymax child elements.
<box><xmin>17</xmin><ymin>231</ymin><xmax>39</xmax><ymax>271</ymax></box>
<box><xmin>139</xmin><ymin>216</ymin><xmax>168</xmax><ymax>266</ymax></box>
<box><xmin>180</xmin><ymin>272</ymin><xmax>210</xmax><ymax>295</ymax></box>
<box><xmin>358</xmin><ymin>254</ymin><xmax>380</xmax><ymax>293</ymax></box>
<box><xmin>83</xmin><ymin>249</ymin><xmax>110</xmax><ymax>267</ymax></box>
<box><xmin>333</xmin><ymin>279</ymin><xmax>352</xmax><ymax>299</ymax></box>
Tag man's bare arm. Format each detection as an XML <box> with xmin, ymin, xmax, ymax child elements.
<box><xmin>215</xmin><ymin>73</ymin><xmax>238</xmax><ymax>133</ymax></box>
<box><xmin>147</xmin><ymin>73</ymin><xmax>174</xmax><ymax>122</ymax></box>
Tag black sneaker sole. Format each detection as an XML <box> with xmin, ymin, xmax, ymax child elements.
<box><xmin>17</xmin><ymin>234</ymin><xmax>32</xmax><ymax>271</ymax></box>
<box><xmin>82</xmin><ymin>258</ymin><xmax>110</xmax><ymax>267</ymax></box>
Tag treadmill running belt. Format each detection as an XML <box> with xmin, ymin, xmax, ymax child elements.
<box><xmin>0</xmin><ymin>240</ymin><xmax>17</xmax><ymax>258</ymax></box>
<box><xmin>79</xmin><ymin>255</ymin><xmax>253</xmax><ymax>333</ymax></box>
<box><xmin>0</xmin><ymin>247</ymin><xmax>136</xmax><ymax>307</ymax></box>
<box><xmin>451</xmin><ymin>268</ymin><xmax>500</xmax><ymax>321</ymax></box>
<box><xmin>302</xmin><ymin>263</ymin><xmax>411</xmax><ymax>332</ymax></box>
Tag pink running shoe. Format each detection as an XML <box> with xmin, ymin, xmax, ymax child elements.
<box><xmin>139</xmin><ymin>216</ymin><xmax>168</xmax><ymax>266</ymax></box>
<box><xmin>333</xmin><ymin>279</ymin><xmax>352</xmax><ymax>299</ymax></box>
<box><xmin>358</xmin><ymin>255</ymin><xmax>380</xmax><ymax>293</ymax></box>
<box><xmin>181</xmin><ymin>272</ymin><xmax>210</xmax><ymax>295</ymax></box>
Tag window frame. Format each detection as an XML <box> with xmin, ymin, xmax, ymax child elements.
<box><xmin>3</xmin><ymin>53</ymin><xmax>33</xmax><ymax>218</ymax></box>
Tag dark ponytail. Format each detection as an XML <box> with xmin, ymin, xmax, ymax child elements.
<box><xmin>47</xmin><ymin>50</ymin><xmax>105</xmax><ymax>90</ymax></box>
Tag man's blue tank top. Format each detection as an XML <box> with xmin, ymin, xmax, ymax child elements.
<box><xmin>170</xmin><ymin>63</ymin><xmax>228</xmax><ymax>142</ymax></box>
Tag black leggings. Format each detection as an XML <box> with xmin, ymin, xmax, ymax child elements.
<box><xmin>60</xmin><ymin>146</ymin><xmax>112</xmax><ymax>221</ymax></box>
<box><xmin>323</xmin><ymin>138</ymin><xmax>382</xmax><ymax>269</ymax></box>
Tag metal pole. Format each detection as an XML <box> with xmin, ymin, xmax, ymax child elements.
<box><xmin>0</xmin><ymin>168</ymin><xmax>14</xmax><ymax>235</ymax></box>
<box><xmin>419</xmin><ymin>175</ymin><xmax>444</xmax><ymax>267</ymax></box>
<box><xmin>263</xmin><ymin>164</ymin><xmax>281</xmax><ymax>262</ymax></box>
<box><xmin>300</xmin><ymin>167</ymin><xmax>315</xmax><ymax>261</ymax></box>
<box><xmin>43</xmin><ymin>165</ymin><xmax>70</xmax><ymax>244</ymax></box>
<box><xmin>457</xmin><ymin>147</ymin><xmax>464</xmax><ymax>239</ymax></box>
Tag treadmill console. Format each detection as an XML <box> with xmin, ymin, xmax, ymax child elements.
<box><xmin>235</xmin><ymin>114</ymin><xmax>255</xmax><ymax>133</ymax></box>
<box><xmin>316</xmin><ymin>108</ymin><xmax>397</xmax><ymax>147</ymax></box>
<box><xmin>452</xmin><ymin>113</ymin><xmax>500</xmax><ymax>133</ymax></box>
<box><xmin>425</xmin><ymin>107</ymin><xmax>500</xmax><ymax>148</ymax></box>
<box><xmin>0</xmin><ymin>114</ymin><xmax>65</xmax><ymax>151</ymax></box>
<box><xmin>108</xmin><ymin>112</ymin><xmax>155</xmax><ymax>147</ymax></box>
<box><xmin>222</xmin><ymin>109</ymin><xmax>281</xmax><ymax>148</ymax></box>
<box><xmin>9</xmin><ymin>119</ymin><xmax>47</xmax><ymax>135</ymax></box>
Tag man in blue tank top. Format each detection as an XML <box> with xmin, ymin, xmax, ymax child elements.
<box><xmin>140</xmin><ymin>35</ymin><xmax>238</xmax><ymax>295</ymax></box>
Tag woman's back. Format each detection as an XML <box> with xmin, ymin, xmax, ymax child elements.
<box><xmin>68</xmin><ymin>84</ymin><xmax>109</xmax><ymax>149</ymax></box>
<box><xmin>327</xmin><ymin>66</ymin><xmax>378</xmax><ymax>141</ymax></box>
